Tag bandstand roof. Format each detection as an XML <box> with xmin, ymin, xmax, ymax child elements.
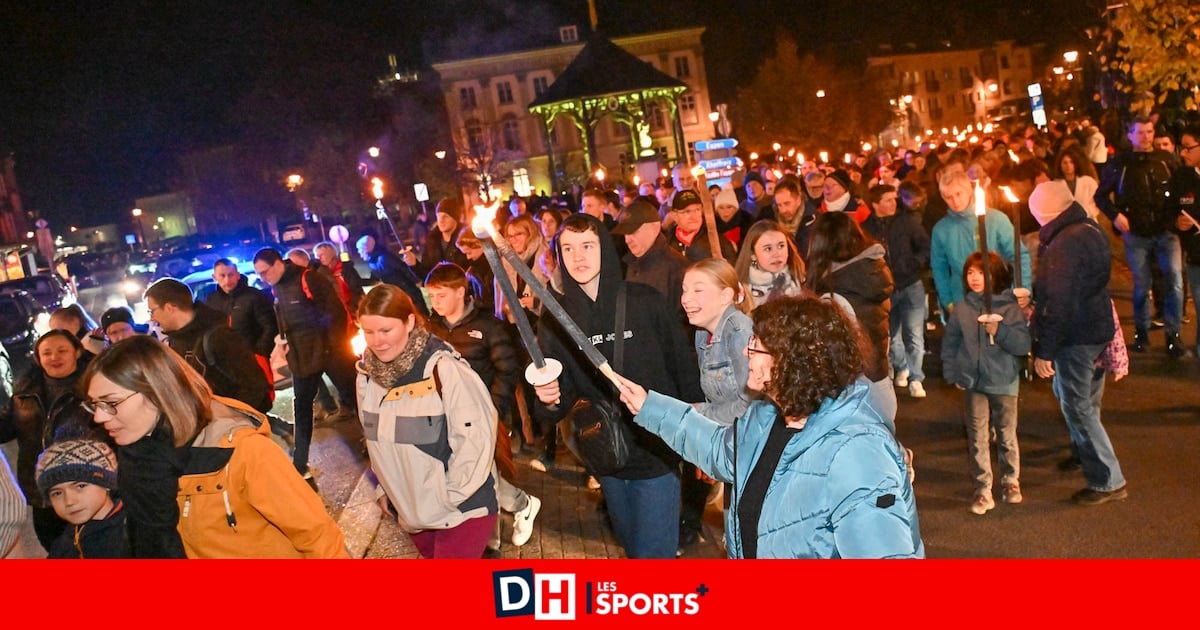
<box><xmin>527</xmin><ymin>33</ymin><xmax>688</xmax><ymax>110</ymax></box>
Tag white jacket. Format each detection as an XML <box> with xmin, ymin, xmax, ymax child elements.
<box><xmin>357</xmin><ymin>347</ymin><xmax>497</xmax><ymax>532</ymax></box>
<box><xmin>1066</xmin><ymin>175</ymin><xmax>1102</xmax><ymax>221</ymax></box>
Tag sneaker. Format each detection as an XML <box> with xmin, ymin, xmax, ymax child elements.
<box><xmin>1151</xmin><ymin>318</ymin><xmax>1165</xmax><ymax>329</ymax></box>
<box><xmin>1132</xmin><ymin>329</ymin><xmax>1149</xmax><ymax>352</ymax></box>
<box><xmin>511</xmin><ymin>495</ymin><xmax>541</xmax><ymax>546</ymax></box>
<box><xmin>529</xmin><ymin>455</ymin><xmax>551</xmax><ymax>473</ymax></box>
<box><xmin>908</xmin><ymin>381</ymin><xmax>926</xmax><ymax>398</ymax></box>
<box><xmin>1071</xmin><ymin>485</ymin><xmax>1128</xmax><ymax>506</ymax></box>
<box><xmin>969</xmin><ymin>491</ymin><xmax>995</xmax><ymax>515</ymax></box>
<box><xmin>586</xmin><ymin>476</ymin><xmax>601</xmax><ymax>491</ymax></box>
<box><xmin>1166</xmin><ymin>334</ymin><xmax>1193</xmax><ymax>359</ymax></box>
<box><xmin>1002</xmin><ymin>485</ymin><xmax>1023</xmax><ymax>504</ymax></box>
<box><xmin>893</xmin><ymin>369</ymin><xmax>910</xmax><ymax>388</ymax></box>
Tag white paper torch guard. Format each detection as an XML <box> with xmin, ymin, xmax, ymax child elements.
<box><xmin>525</xmin><ymin>358</ymin><xmax>563</xmax><ymax>386</ymax></box>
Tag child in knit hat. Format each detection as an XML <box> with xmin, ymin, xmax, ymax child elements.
<box><xmin>34</xmin><ymin>439</ymin><xmax>128</xmax><ymax>558</ymax></box>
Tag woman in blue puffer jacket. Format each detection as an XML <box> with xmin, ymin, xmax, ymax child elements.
<box><xmin>615</xmin><ymin>295</ymin><xmax>924</xmax><ymax>559</ymax></box>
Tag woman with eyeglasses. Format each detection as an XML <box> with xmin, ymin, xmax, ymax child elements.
<box><xmin>0</xmin><ymin>329</ymin><xmax>95</xmax><ymax>551</ymax></box>
<box><xmin>615</xmin><ymin>295</ymin><xmax>923</xmax><ymax>559</ymax></box>
<box><xmin>81</xmin><ymin>335</ymin><xmax>347</xmax><ymax>558</ymax></box>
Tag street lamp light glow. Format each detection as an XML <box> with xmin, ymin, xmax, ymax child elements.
<box><xmin>903</xmin><ymin>94</ymin><xmax>913</xmax><ymax>104</ymax></box>
<box><xmin>1063</xmin><ymin>50</ymin><xmax>1079</xmax><ymax>64</ymax></box>
<box><xmin>816</xmin><ymin>89</ymin><xmax>825</xmax><ymax>98</ymax></box>
<box><xmin>131</xmin><ymin>208</ymin><xmax>142</xmax><ymax>217</ymax></box>
<box><xmin>368</xmin><ymin>146</ymin><xmax>380</xmax><ymax>158</ymax></box>
<box><xmin>708</xmin><ymin>111</ymin><xmax>720</xmax><ymax>122</ymax></box>
<box><xmin>772</xmin><ymin>142</ymin><xmax>781</xmax><ymax>151</ymax></box>
<box><xmin>434</xmin><ymin>150</ymin><xmax>446</xmax><ymax>160</ymax></box>
<box><xmin>286</xmin><ymin>173</ymin><xmax>303</xmax><ymax>191</ymax></box>
<box><xmin>749</xmin><ymin>152</ymin><xmax>759</xmax><ymax>160</ymax></box>
<box><xmin>862</xmin><ymin>142</ymin><xmax>872</xmax><ymax>152</ymax></box>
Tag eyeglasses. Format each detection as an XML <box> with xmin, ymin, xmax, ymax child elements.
<box><xmin>1181</xmin><ymin>144</ymin><xmax>1200</xmax><ymax>152</ymax></box>
<box><xmin>746</xmin><ymin>335</ymin><xmax>772</xmax><ymax>356</ymax></box>
<box><xmin>81</xmin><ymin>391</ymin><xmax>140</xmax><ymax>416</ymax></box>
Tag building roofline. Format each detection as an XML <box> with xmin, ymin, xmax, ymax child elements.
<box><xmin>431</xmin><ymin>26</ymin><xmax>706</xmax><ymax>72</ymax></box>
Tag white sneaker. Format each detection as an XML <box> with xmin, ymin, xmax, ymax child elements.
<box><xmin>511</xmin><ymin>495</ymin><xmax>541</xmax><ymax>546</ymax></box>
<box><xmin>969</xmin><ymin>491</ymin><xmax>995</xmax><ymax>515</ymax></box>
<box><xmin>529</xmin><ymin>457</ymin><xmax>548</xmax><ymax>473</ymax></box>
<box><xmin>893</xmin><ymin>369</ymin><xmax>910</xmax><ymax>388</ymax></box>
<box><xmin>908</xmin><ymin>381</ymin><xmax>926</xmax><ymax>398</ymax></box>
<box><xmin>587</xmin><ymin>476</ymin><xmax>601</xmax><ymax>491</ymax></box>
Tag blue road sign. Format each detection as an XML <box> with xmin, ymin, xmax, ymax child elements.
<box><xmin>699</xmin><ymin>157</ymin><xmax>739</xmax><ymax>171</ymax></box>
<box><xmin>695</xmin><ymin>138</ymin><xmax>739</xmax><ymax>152</ymax></box>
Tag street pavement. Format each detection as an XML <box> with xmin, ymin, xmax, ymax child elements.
<box><xmin>10</xmin><ymin>261</ymin><xmax>1198</xmax><ymax>559</ymax></box>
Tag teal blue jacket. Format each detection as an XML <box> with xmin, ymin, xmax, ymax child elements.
<box><xmin>930</xmin><ymin>207</ymin><xmax>1031</xmax><ymax>313</ymax></box>
<box><xmin>635</xmin><ymin>379</ymin><xmax>924</xmax><ymax>559</ymax></box>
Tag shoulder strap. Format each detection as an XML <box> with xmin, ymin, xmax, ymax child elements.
<box><xmin>195</xmin><ymin>327</ymin><xmax>234</xmax><ymax>382</ymax></box>
<box><xmin>613</xmin><ymin>284</ymin><xmax>627</xmax><ymax>372</ymax></box>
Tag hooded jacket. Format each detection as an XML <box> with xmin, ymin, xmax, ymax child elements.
<box><xmin>426</xmin><ymin>301</ymin><xmax>520</xmax><ymax>420</ymax></box>
<box><xmin>204</xmin><ymin>275</ymin><xmax>278</xmax><ymax>358</ymax></box>
<box><xmin>163</xmin><ymin>302</ymin><xmax>272</xmax><ymax>413</ymax></box>
<box><xmin>635</xmin><ymin>379</ymin><xmax>924</xmax><ymax>559</ymax></box>
<box><xmin>1033</xmin><ymin>203</ymin><xmax>1114</xmax><ymax>359</ymax></box>
<box><xmin>941</xmin><ymin>289</ymin><xmax>1031</xmax><ymax>396</ymax></box>
<box><xmin>930</xmin><ymin>207</ymin><xmax>1031</xmax><ymax>312</ymax></box>
<box><xmin>175</xmin><ymin>396</ymin><xmax>348</xmax><ymax>558</ymax></box>
<box><xmin>355</xmin><ymin>335</ymin><xmax>497</xmax><ymax>532</ymax></box>
<box><xmin>536</xmin><ymin>215</ymin><xmax>703</xmax><ymax>479</ymax></box>
<box><xmin>829</xmin><ymin>243</ymin><xmax>894</xmax><ymax>382</ymax></box>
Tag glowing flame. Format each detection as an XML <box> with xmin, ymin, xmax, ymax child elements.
<box><xmin>999</xmin><ymin>185</ymin><xmax>1019</xmax><ymax>204</ymax></box>
<box><xmin>749</xmin><ymin>152</ymin><xmax>759</xmax><ymax>160</ymax></box>
<box><xmin>633</xmin><ymin>175</ymin><xmax>640</xmax><ymax>186</ymax></box>
<box><xmin>690</xmin><ymin>165</ymin><xmax>706</xmax><ymax>179</ymax></box>
<box><xmin>370</xmin><ymin>177</ymin><xmax>384</xmax><ymax>200</ymax></box>
<box><xmin>1008</xmin><ymin>150</ymin><xmax>1021</xmax><ymax>164</ymax></box>
<box><xmin>797</xmin><ymin>153</ymin><xmax>805</xmax><ymax>164</ymax></box>
<box><xmin>472</xmin><ymin>199</ymin><xmax>500</xmax><ymax>238</ymax></box>
<box><xmin>974</xmin><ymin>180</ymin><xmax>987</xmax><ymax>217</ymax></box>
<box><xmin>595</xmin><ymin>168</ymin><xmax>605</xmax><ymax>182</ymax></box>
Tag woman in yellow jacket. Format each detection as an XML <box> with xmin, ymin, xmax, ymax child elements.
<box><xmin>81</xmin><ymin>335</ymin><xmax>347</xmax><ymax>558</ymax></box>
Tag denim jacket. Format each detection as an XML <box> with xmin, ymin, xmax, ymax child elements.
<box><xmin>694</xmin><ymin>306</ymin><xmax>753</xmax><ymax>425</ymax></box>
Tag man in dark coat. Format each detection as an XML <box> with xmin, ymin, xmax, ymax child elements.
<box><xmin>1029</xmin><ymin>181</ymin><xmax>1127</xmax><ymax>506</ymax></box>
<box><xmin>205</xmin><ymin>258</ymin><xmax>278</xmax><ymax>359</ymax></box>
<box><xmin>144</xmin><ymin>278</ymin><xmax>271</xmax><ymax>414</ymax></box>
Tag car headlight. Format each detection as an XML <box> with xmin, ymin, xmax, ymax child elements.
<box><xmin>121</xmin><ymin>279</ymin><xmax>143</xmax><ymax>296</ymax></box>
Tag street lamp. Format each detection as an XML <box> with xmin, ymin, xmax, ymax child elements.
<box><xmin>816</xmin><ymin>89</ymin><xmax>826</xmax><ymax>98</ymax></box>
<box><xmin>434</xmin><ymin>150</ymin><xmax>446</xmax><ymax>160</ymax></box>
<box><xmin>368</xmin><ymin>146</ymin><xmax>381</xmax><ymax>158</ymax></box>
<box><xmin>131</xmin><ymin>208</ymin><xmax>144</xmax><ymax>247</ymax></box>
<box><xmin>1063</xmin><ymin>50</ymin><xmax>1079</xmax><ymax>64</ymax></box>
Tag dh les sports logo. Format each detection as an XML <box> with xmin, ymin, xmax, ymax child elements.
<box><xmin>493</xmin><ymin>569</ymin><xmax>576</xmax><ymax>620</ymax></box>
<box><xmin>492</xmin><ymin>569</ymin><xmax>706</xmax><ymax>620</ymax></box>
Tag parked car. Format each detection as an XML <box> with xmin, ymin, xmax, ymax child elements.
<box><xmin>0</xmin><ymin>274</ymin><xmax>76</xmax><ymax>313</ymax></box>
<box><xmin>0</xmin><ymin>290</ymin><xmax>50</xmax><ymax>379</ymax></box>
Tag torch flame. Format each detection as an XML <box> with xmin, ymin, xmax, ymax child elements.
<box><xmin>974</xmin><ymin>180</ymin><xmax>987</xmax><ymax>217</ymax></box>
<box><xmin>1008</xmin><ymin>150</ymin><xmax>1021</xmax><ymax>164</ymax></box>
<box><xmin>999</xmin><ymin>185</ymin><xmax>1019</xmax><ymax>204</ymax></box>
<box><xmin>472</xmin><ymin>199</ymin><xmax>501</xmax><ymax>238</ymax></box>
<box><xmin>690</xmin><ymin>165</ymin><xmax>706</xmax><ymax>178</ymax></box>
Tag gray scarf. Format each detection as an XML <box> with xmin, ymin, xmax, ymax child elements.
<box><xmin>362</xmin><ymin>326</ymin><xmax>431</xmax><ymax>389</ymax></box>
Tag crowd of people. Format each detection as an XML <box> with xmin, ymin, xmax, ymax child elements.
<box><xmin>3</xmin><ymin>111</ymin><xmax>1195</xmax><ymax>559</ymax></box>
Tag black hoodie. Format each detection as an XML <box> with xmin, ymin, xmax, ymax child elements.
<box><xmin>535</xmin><ymin>215</ymin><xmax>702</xmax><ymax>479</ymax></box>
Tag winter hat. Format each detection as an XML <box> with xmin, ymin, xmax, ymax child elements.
<box><xmin>744</xmin><ymin>171</ymin><xmax>765</xmax><ymax>187</ymax></box>
<box><xmin>101</xmin><ymin>306</ymin><xmax>148</xmax><ymax>336</ymax></box>
<box><xmin>716</xmin><ymin>186</ymin><xmax>738</xmax><ymax>209</ymax></box>
<box><xmin>35</xmin><ymin>439</ymin><xmax>119</xmax><ymax>498</ymax></box>
<box><xmin>1028</xmin><ymin>180</ymin><xmax>1075</xmax><ymax>226</ymax></box>
<box><xmin>826</xmin><ymin>169</ymin><xmax>854</xmax><ymax>195</ymax></box>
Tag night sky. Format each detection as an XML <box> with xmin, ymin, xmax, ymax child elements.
<box><xmin>0</xmin><ymin>0</ymin><xmax>1096</xmax><ymax>230</ymax></box>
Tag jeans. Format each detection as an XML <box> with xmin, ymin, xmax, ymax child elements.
<box><xmin>963</xmin><ymin>391</ymin><xmax>1019</xmax><ymax>492</ymax></box>
<box><xmin>1187</xmin><ymin>265</ymin><xmax>1200</xmax><ymax>352</ymax></box>
<box><xmin>889</xmin><ymin>280</ymin><xmax>927</xmax><ymax>383</ymax></box>
<box><xmin>291</xmin><ymin>373</ymin><xmax>322</xmax><ymax>474</ymax></box>
<box><xmin>1052</xmin><ymin>344</ymin><xmax>1126</xmax><ymax>492</ymax></box>
<box><xmin>1123</xmin><ymin>231</ymin><xmax>1183</xmax><ymax>335</ymax></box>
<box><xmin>597</xmin><ymin>472</ymin><xmax>680</xmax><ymax>558</ymax></box>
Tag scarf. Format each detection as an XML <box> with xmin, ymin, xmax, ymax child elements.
<box><xmin>776</xmin><ymin>207</ymin><xmax>804</xmax><ymax>236</ymax></box>
<box><xmin>747</xmin><ymin>265</ymin><xmax>801</xmax><ymax>303</ymax></box>
<box><xmin>825</xmin><ymin>192</ymin><xmax>851</xmax><ymax>212</ymax></box>
<box><xmin>362</xmin><ymin>326</ymin><xmax>432</xmax><ymax>389</ymax></box>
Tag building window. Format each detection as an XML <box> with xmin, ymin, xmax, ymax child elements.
<box><xmin>647</xmin><ymin>104</ymin><xmax>667</xmax><ymax>132</ymax></box>
<box><xmin>611</xmin><ymin>118</ymin><xmax>627</xmax><ymax>139</ymax></box>
<box><xmin>673</xmin><ymin>56</ymin><xmax>691</xmax><ymax>79</ymax></box>
<box><xmin>1000</xmin><ymin>55</ymin><xmax>1010</xmax><ymax>70</ymax></box>
<box><xmin>512</xmin><ymin>168</ymin><xmax>531</xmax><ymax>197</ymax></box>
<box><xmin>497</xmin><ymin>81</ymin><xmax>514</xmax><ymax>105</ymax></box>
<box><xmin>533</xmin><ymin>76</ymin><xmax>549</xmax><ymax>97</ymax></box>
<box><xmin>943</xmin><ymin>68</ymin><xmax>952</xmax><ymax>81</ymax></box>
<box><xmin>959</xmin><ymin>67</ymin><xmax>973</xmax><ymax>89</ymax></box>
<box><xmin>1003</xmin><ymin>79</ymin><xmax>1013</xmax><ymax>96</ymax></box>
<box><xmin>679</xmin><ymin>94</ymin><xmax>698</xmax><ymax>125</ymax></box>
<box><xmin>1016</xmin><ymin>53</ymin><xmax>1027</xmax><ymax>68</ymax></box>
<box><xmin>502</xmin><ymin>118</ymin><xmax>522</xmax><ymax>152</ymax></box>
<box><xmin>465</xmin><ymin>121</ymin><xmax>484</xmax><ymax>156</ymax></box>
<box><xmin>559</xmin><ymin>25</ymin><xmax>577</xmax><ymax>43</ymax></box>
<box><xmin>459</xmin><ymin>86</ymin><xmax>477</xmax><ymax>109</ymax></box>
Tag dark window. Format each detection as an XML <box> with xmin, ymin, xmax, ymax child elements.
<box><xmin>497</xmin><ymin>81</ymin><xmax>513</xmax><ymax>105</ymax></box>
<box><xmin>460</xmin><ymin>86</ymin><xmax>477</xmax><ymax>109</ymax></box>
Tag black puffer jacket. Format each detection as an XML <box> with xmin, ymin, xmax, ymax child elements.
<box><xmin>204</xmin><ymin>276</ymin><xmax>278</xmax><ymax>358</ymax></box>
<box><xmin>828</xmin><ymin>244</ymin><xmax>894</xmax><ymax>382</ymax></box>
<box><xmin>862</xmin><ymin>208</ymin><xmax>930</xmax><ymax>290</ymax></box>
<box><xmin>427</xmin><ymin>302</ymin><xmax>521</xmax><ymax>420</ymax></box>
<box><xmin>0</xmin><ymin>360</ymin><xmax>97</xmax><ymax>508</ymax></box>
